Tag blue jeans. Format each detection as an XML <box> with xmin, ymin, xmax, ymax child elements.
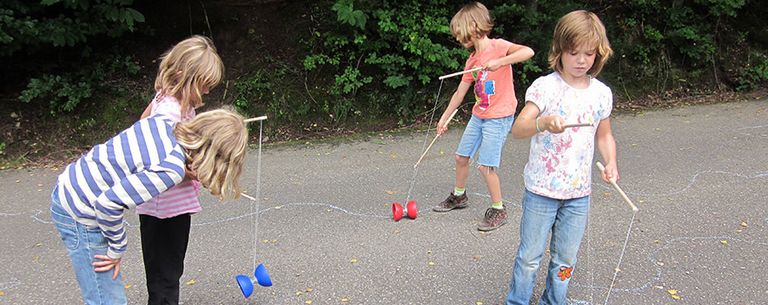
<box><xmin>51</xmin><ymin>187</ymin><xmax>128</xmax><ymax>305</ymax></box>
<box><xmin>456</xmin><ymin>114</ymin><xmax>514</xmax><ymax>168</ymax></box>
<box><xmin>506</xmin><ymin>190</ymin><xmax>590</xmax><ymax>305</ymax></box>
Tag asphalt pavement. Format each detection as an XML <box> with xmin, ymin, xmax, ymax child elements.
<box><xmin>1</xmin><ymin>98</ymin><xmax>766</xmax><ymax>305</ymax></box>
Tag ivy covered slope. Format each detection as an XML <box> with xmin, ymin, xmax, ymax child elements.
<box><xmin>0</xmin><ymin>0</ymin><xmax>767</xmax><ymax>166</ymax></box>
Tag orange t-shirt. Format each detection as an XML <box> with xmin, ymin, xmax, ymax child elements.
<box><xmin>461</xmin><ymin>38</ymin><xmax>518</xmax><ymax>119</ymax></box>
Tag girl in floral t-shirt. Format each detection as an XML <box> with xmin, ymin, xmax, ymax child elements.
<box><xmin>506</xmin><ymin>10</ymin><xmax>619</xmax><ymax>305</ymax></box>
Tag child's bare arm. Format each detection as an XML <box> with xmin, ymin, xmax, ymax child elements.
<box><xmin>140</xmin><ymin>102</ymin><xmax>153</xmax><ymax>119</ymax></box>
<box><xmin>438</xmin><ymin>81</ymin><xmax>472</xmax><ymax>135</ymax></box>
<box><xmin>511</xmin><ymin>102</ymin><xmax>540</xmax><ymax>139</ymax></box>
<box><xmin>512</xmin><ymin>102</ymin><xmax>567</xmax><ymax>138</ymax></box>
<box><xmin>595</xmin><ymin>118</ymin><xmax>619</xmax><ymax>183</ymax></box>
<box><xmin>484</xmin><ymin>43</ymin><xmax>535</xmax><ymax>71</ymax></box>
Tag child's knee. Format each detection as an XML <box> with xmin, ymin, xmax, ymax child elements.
<box><xmin>478</xmin><ymin>165</ymin><xmax>497</xmax><ymax>176</ymax></box>
<box><xmin>455</xmin><ymin>155</ymin><xmax>470</xmax><ymax>165</ymax></box>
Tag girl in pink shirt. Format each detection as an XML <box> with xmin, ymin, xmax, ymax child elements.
<box><xmin>138</xmin><ymin>35</ymin><xmax>224</xmax><ymax>305</ymax></box>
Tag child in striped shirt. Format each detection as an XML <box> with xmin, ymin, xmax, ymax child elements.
<box><xmin>50</xmin><ymin>108</ymin><xmax>248</xmax><ymax>305</ymax></box>
<box><xmin>137</xmin><ymin>35</ymin><xmax>223</xmax><ymax>305</ymax></box>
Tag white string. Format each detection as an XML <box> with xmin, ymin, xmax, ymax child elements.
<box><xmin>587</xmin><ymin>206</ymin><xmax>594</xmax><ymax>305</ymax></box>
<box><xmin>250</xmin><ymin>119</ymin><xmax>264</xmax><ymax>271</ymax></box>
<box><xmin>603</xmin><ymin>210</ymin><xmax>637</xmax><ymax>305</ymax></box>
<box><xmin>405</xmin><ymin>79</ymin><xmax>445</xmax><ymax>203</ymax></box>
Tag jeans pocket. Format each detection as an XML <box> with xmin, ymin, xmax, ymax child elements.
<box><xmin>51</xmin><ymin>209</ymin><xmax>80</xmax><ymax>251</ymax></box>
<box><xmin>84</xmin><ymin>225</ymin><xmax>109</xmax><ymax>250</ymax></box>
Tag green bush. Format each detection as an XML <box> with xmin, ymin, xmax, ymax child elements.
<box><xmin>233</xmin><ymin>68</ymin><xmax>313</xmax><ymax>129</ymax></box>
<box><xmin>3</xmin><ymin>0</ymin><xmax>145</xmax><ymax>115</ymax></box>
<box><xmin>304</xmin><ymin>0</ymin><xmax>763</xmax><ymax>115</ymax></box>
<box><xmin>18</xmin><ymin>55</ymin><xmax>141</xmax><ymax>115</ymax></box>
<box><xmin>0</xmin><ymin>0</ymin><xmax>144</xmax><ymax>56</ymax></box>
<box><xmin>304</xmin><ymin>0</ymin><xmax>468</xmax><ymax>121</ymax></box>
<box><xmin>19</xmin><ymin>74</ymin><xmax>95</xmax><ymax>115</ymax></box>
<box><xmin>735</xmin><ymin>52</ymin><xmax>768</xmax><ymax>91</ymax></box>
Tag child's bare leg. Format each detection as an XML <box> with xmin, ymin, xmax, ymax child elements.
<box><xmin>479</xmin><ymin>165</ymin><xmax>502</xmax><ymax>203</ymax></box>
<box><xmin>454</xmin><ymin>155</ymin><xmax>470</xmax><ymax>190</ymax></box>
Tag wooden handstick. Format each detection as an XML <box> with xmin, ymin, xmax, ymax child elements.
<box><xmin>414</xmin><ymin>109</ymin><xmax>459</xmax><ymax>168</ymax></box>
<box><xmin>596</xmin><ymin>162</ymin><xmax>639</xmax><ymax>212</ymax></box>
<box><xmin>439</xmin><ymin>67</ymin><xmax>483</xmax><ymax>80</ymax></box>
<box><xmin>564</xmin><ymin>123</ymin><xmax>593</xmax><ymax>128</ymax></box>
<box><xmin>244</xmin><ymin>116</ymin><xmax>268</xmax><ymax>123</ymax></box>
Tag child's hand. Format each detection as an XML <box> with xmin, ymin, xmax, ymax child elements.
<box><xmin>436</xmin><ymin>119</ymin><xmax>448</xmax><ymax>135</ymax></box>
<box><xmin>93</xmin><ymin>255</ymin><xmax>122</xmax><ymax>280</ymax></box>
<box><xmin>541</xmin><ymin>116</ymin><xmax>566</xmax><ymax>133</ymax></box>
<box><xmin>601</xmin><ymin>162</ymin><xmax>619</xmax><ymax>183</ymax></box>
<box><xmin>482</xmin><ymin>59</ymin><xmax>503</xmax><ymax>72</ymax></box>
<box><xmin>184</xmin><ymin>166</ymin><xmax>198</xmax><ymax>181</ymax></box>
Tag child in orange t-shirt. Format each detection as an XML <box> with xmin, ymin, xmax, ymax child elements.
<box><xmin>433</xmin><ymin>2</ymin><xmax>534</xmax><ymax>231</ymax></box>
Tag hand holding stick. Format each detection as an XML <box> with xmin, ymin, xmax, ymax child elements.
<box><xmin>414</xmin><ymin>109</ymin><xmax>459</xmax><ymax>168</ymax></box>
<box><xmin>439</xmin><ymin>67</ymin><xmax>483</xmax><ymax>80</ymax></box>
<box><xmin>596</xmin><ymin>161</ymin><xmax>638</xmax><ymax>212</ymax></box>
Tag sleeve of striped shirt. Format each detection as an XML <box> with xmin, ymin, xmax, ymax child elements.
<box><xmin>93</xmin><ymin>153</ymin><xmax>186</xmax><ymax>259</ymax></box>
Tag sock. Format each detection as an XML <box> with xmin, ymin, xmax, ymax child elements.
<box><xmin>453</xmin><ymin>187</ymin><xmax>465</xmax><ymax>196</ymax></box>
<box><xmin>491</xmin><ymin>201</ymin><xmax>504</xmax><ymax>209</ymax></box>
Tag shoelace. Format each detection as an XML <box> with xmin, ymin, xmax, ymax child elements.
<box><xmin>445</xmin><ymin>193</ymin><xmax>460</xmax><ymax>205</ymax></box>
<box><xmin>484</xmin><ymin>208</ymin><xmax>501</xmax><ymax>220</ymax></box>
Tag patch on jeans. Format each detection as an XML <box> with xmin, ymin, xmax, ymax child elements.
<box><xmin>558</xmin><ymin>266</ymin><xmax>573</xmax><ymax>281</ymax></box>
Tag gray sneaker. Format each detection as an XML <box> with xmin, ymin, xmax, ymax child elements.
<box><xmin>433</xmin><ymin>192</ymin><xmax>469</xmax><ymax>212</ymax></box>
<box><xmin>477</xmin><ymin>207</ymin><xmax>507</xmax><ymax>231</ymax></box>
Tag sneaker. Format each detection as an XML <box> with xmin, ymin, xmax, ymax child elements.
<box><xmin>432</xmin><ymin>193</ymin><xmax>468</xmax><ymax>212</ymax></box>
<box><xmin>477</xmin><ymin>207</ymin><xmax>507</xmax><ymax>231</ymax></box>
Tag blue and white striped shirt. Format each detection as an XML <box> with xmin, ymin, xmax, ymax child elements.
<box><xmin>56</xmin><ymin>115</ymin><xmax>187</xmax><ymax>259</ymax></box>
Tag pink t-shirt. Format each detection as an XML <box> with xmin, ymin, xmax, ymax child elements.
<box><xmin>461</xmin><ymin>38</ymin><xmax>518</xmax><ymax>119</ymax></box>
<box><xmin>523</xmin><ymin>72</ymin><xmax>613</xmax><ymax>199</ymax></box>
<box><xmin>135</xmin><ymin>94</ymin><xmax>202</xmax><ymax>218</ymax></box>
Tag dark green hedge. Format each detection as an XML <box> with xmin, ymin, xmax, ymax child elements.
<box><xmin>2</xmin><ymin>0</ymin><xmax>766</xmax><ymax>126</ymax></box>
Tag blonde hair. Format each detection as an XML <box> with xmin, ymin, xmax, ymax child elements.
<box><xmin>174</xmin><ymin>108</ymin><xmax>248</xmax><ymax>200</ymax></box>
<box><xmin>155</xmin><ymin>35</ymin><xmax>224</xmax><ymax>115</ymax></box>
<box><xmin>548</xmin><ymin>10</ymin><xmax>613</xmax><ymax>76</ymax></box>
<box><xmin>450</xmin><ymin>2</ymin><xmax>493</xmax><ymax>45</ymax></box>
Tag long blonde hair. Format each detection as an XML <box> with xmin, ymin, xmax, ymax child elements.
<box><xmin>155</xmin><ymin>35</ymin><xmax>224</xmax><ymax>115</ymax></box>
<box><xmin>548</xmin><ymin>10</ymin><xmax>613</xmax><ymax>76</ymax></box>
<box><xmin>174</xmin><ymin>108</ymin><xmax>248</xmax><ymax>200</ymax></box>
<box><xmin>450</xmin><ymin>2</ymin><xmax>493</xmax><ymax>45</ymax></box>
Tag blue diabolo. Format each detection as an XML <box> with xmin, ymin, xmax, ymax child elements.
<box><xmin>235</xmin><ymin>263</ymin><xmax>272</xmax><ymax>298</ymax></box>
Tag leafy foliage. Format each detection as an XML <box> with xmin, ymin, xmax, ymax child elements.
<box><xmin>233</xmin><ymin>66</ymin><xmax>315</xmax><ymax>128</ymax></box>
<box><xmin>599</xmin><ymin>0</ymin><xmax>757</xmax><ymax>93</ymax></box>
<box><xmin>303</xmin><ymin>0</ymin><xmax>766</xmax><ymax>120</ymax></box>
<box><xmin>734</xmin><ymin>52</ymin><xmax>768</xmax><ymax>91</ymax></box>
<box><xmin>18</xmin><ymin>55</ymin><xmax>141</xmax><ymax>115</ymax></box>
<box><xmin>304</xmin><ymin>0</ymin><xmax>469</xmax><ymax>120</ymax></box>
<box><xmin>2</xmin><ymin>0</ymin><xmax>145</xmax><ymax>116</ymax></box>
<box><xmin>0</xmin><ymin>0</ymin><xmax>144</xmax><ymax>56</ymax></box>
<box><xmin>332</xmin><ymin>0</ymin><xmax>367</xmax><ymax>29</ymax></box>
<box><xmin>2</xmin><ymin>0</ymin><xmax>767</xmax><ymax>143</ymax></box>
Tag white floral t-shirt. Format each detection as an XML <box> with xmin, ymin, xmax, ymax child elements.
<box><xmin>523</xmin><ymin>72</ymin><xmax>613</xmax><ymax>199</ymax></box>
